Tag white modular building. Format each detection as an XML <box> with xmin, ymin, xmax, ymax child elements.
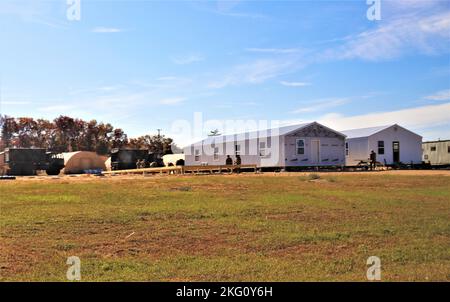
<box><xmin>183</xmin><ymin>122</ymin><xmax>346</xmax><ymax>168</ymax></box>
<box><xmin>341</xmin><ymin>124</ymin><xmax>422</xmax><ymax>166</ymax></box>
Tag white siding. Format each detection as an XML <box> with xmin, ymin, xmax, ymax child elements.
<box><xmin>284</xmin><ymin>135</ymin><xmax>345</xmax><ymax>166</ymax></box>
<box><xmin>184</xmin><ymin>122</ymin><xmax>346</xmax><ymax>168</ymax></box>
<box><xmin>345</xmin><ymin>137</ymin><xmax>369</xmax><ymax>166</ymax></box>
<box><xmin>369</xmin><ymin>126</ymin><xmax>422</xmax><ymax>165</ymax></box>
<box><xmin>345</xmin><ymin>125</ymin><xmax>422</xmax><ymax>166</ymax></box>
<box><xmin>184</xmin><ymin>135</ymin><xmax>284</xmax><ymax>167</ymax></box>
<box><xmin>422</xmin><ymin>141</ymin><xmax>450</xmax><ymax>165</ymax></box>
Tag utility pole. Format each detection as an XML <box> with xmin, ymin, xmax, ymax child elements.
<box><xmin>157</xmin><ymin>129</ymin><xmax>162</xmax><ymax>137</ymax></box>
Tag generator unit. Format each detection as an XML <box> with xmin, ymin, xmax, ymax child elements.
<box><xmin>0</xmin><ymin>148</ymin><xmax>65</xmax><ymax>176</ymax></box>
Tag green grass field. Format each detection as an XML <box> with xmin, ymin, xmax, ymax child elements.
<box><xmin>1</xmin><ymin>173</ymin><xmax>449</xmax><ymax>281</ymax></box>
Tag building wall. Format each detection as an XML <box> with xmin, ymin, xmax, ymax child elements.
<box><xmin>184</xmin><ymin>123</ymin><xmax>346</xmax><ymax>167</ymax></box>
<box><xmin>184</xmin><ymin>135</ymin><xmax>285</xmax><ymax>167</ymax></box>
<box><xmin>368</xmin><ymin>126</ymin><xmax>422</xmax><ymax>165</ymax></box>
<box><xmin>422</xmin><ymin>141</ymin><xmax>450</xmax><ymax>165</ymax></box>
<box><xmin>345</xmin><ymin>126</ymin><xmax>422</xmax><ymax>166</ymax></box>
<box><xmin>284</xmin><ymin>134</ymin><xmax>345</xmax><ymax>166</ymax></box>
<box><xmin>345</xmin><ymin>137</ymin><xmax>369</xmax><ymax>166</ymax></box>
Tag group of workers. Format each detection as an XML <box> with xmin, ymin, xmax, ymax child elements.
<box><xmin>136</xmin><ymin>159</ymin><xmax>147</xmax><ymax>169</ymax></box>
<box><xmin>225</xmin><ymin>154</ymin><xmax>241</xmax><ymax>166</ymax></box>
<box><xmin>225</xmin><ymin>155</ymin><xmax>242</xmax><ymax>173</ymax></box>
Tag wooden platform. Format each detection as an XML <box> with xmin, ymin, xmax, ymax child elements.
<box><xmin>102</xmin><ymin>164</ymin><xmax>258</xmax><ymax>175</ymax></box>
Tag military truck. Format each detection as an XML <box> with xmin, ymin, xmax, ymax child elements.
<box><xmin>110</xmin><ymin>148</ymin><xmax>164</xmax><ymax>170</ymax></box>
<box><xmin>0</xmin><ymin>148</ymin><xmax>65</xmax><ymax>176</ymax></box>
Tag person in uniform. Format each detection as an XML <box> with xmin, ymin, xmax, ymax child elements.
<box><xmin>225</xmin><ymin>155</ymin><xmax>233</xmax><ymax>165</ymax></box>
<box><xmin>369</xmin><ymin>150</ymin><xmax>377</xmax><ymax>171</ymax></box>
<box><xmin>234</xmin><ymin>155</ymin><xmax>242</xmax><ymax>174</ymax></box>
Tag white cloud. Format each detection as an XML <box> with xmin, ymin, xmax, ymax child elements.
<box><xmin>209</xmin><ymin>58</ymin><xmax>299</xmax><ymax>88</ymax></box>
<box><xmin>328</xmin><ymin>11</ymin><xmax>450</xmax><ymax>61</ymax></box>
<box><xmin>292</xmin><ymin>98</ymin><xmax>349</xmax><ymax>114</ymax></box>
<box><xmin>159</xmin><ymin>97</ymin><xmax>186</xmax><ymax>105</ymax></box>
<box><xmin>424</xmin><ymin>89</ymin><xmax>450</xmax><ymax>101</ymax></box>
<box><xmin>318</xmin><ymin>102</ymin><xmax>450</xmax><ymax>131</ymax></box>
<box><xmin>0</xmin><ymin>101</ymin><xmax>31</xmax><ymax>105</ymax></box>
<box><xmin>216</xmin><ymin>0</ymin><xmax>242</xmax><ymax>12</ymax></box>
<box><xmin>171</xmin><ymin>54</ymin><xmax>204</xmax><ymax>65</ymax></box>
<box><xmin>246</xmin><ymin>48</ymin><xmax>302</xmax><ymax>54</ymax></box>
<box><xmin>416</xmin><ymin>123</ymin><xmax>450</xmax><ymax>141</ymax></box>
<box><xmin>156</xmin><ymin>76</ymin><xmax>178</xmax><ymax>81</ymax></box>
<box><xmin>0</xmin><ymin>1</ymin><xmax>68</xmax><ymax>28</ymax></box>
<box><xmin>38</xmin><ymin>104</ymin><xmax>75</xmax><ymax>112</ymax></box>
<box><xmin>384</xmin><ymin>0</ymin><xmax>445</xmax><ymax>12</ymax></box>
<box><xmin>219</xmin><ymin>11</ymin><xmax>267</xmax><ymax>19</ymax></box>
<box><xmin>92</xmin><ymin>27</ymin><xmax>124</xmax><ymax>33</ymax></box>
<box><xmin>280</xmin><ymin>81</ymin><xmax>311</xmax><ymax>87</ymax></box>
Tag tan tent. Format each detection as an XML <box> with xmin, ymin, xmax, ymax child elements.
<box><xmin>62</xmin><ymin>151</ymin><xmax>107</xmax><ymax>174</ymax></box>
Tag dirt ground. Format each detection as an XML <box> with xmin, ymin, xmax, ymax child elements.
<box><xmin>4</xmin><ymin>169</ymin><xmax>450</xmax><ymax>183</ymax></box>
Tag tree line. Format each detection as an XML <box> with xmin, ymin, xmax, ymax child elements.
<box><xmin>0</xmin><ymin>115</ymin><xmax>178</xmax><ymax>155</ymax></box>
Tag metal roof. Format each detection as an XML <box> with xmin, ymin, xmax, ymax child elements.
<box><xmin>188</xmin><ymin>122</ymin><xmax>345</xmax><ymax>147</ymax></box>
<box><xmin>341</xmin><ymin>125</ymin><xmax>392</xmax><ymax>139</ymax></box>
<box><xmin>422</xmin><ymin>139</ymin><xmax>450</xmax><ymax>144</ymax></box>
<box><xmin>189</xmin><ymin>122</ymin><xmax>312</xmax><ymax>147</ymax></box>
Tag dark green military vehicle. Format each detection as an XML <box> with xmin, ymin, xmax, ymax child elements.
<box><xmin>0</xmin><ymin>148</ymin><xmax>65</xmax><ymax>176</ymax></box>
<box><xmin>110</xmin><ymin>148</ymin><xmax>164</xmax><ymax>170</ymax></box>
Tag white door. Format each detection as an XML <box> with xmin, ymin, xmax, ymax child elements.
<box><xmin>311</xmin><ymin>140</ymin><xmax>320</xmax><ymax>164</ymax></box>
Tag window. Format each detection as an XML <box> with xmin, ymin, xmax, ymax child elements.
<box><xmin>424</xmin><ymin>154</ymin><xmax>429</xmax><ymax>160</ymax></box>
<box><xmin>378</xmin><ymin>141</ymin><xmax>385</xmax><ymax>154</ymax></box>
<box><xmin>194</xmin><ymin>149</ymin><xmax>200</xmax><ymax>161</ymax></box>
<box><xmin>431</xmin><ymin>146</ymin><xmax>436</xmax><ymax>152</ymax></box>
<box><xmin>213</xmin><ymin>147</ymin><xmax>219</xmax><ymax>161</ymax></box>
<box><xmin>296</xmin><ymin>139</ymin><xmax>305</xmax><ymax>155</ymax></box>
<box><xmin>448</xmin><ymin>145</ymin><xmax>450</xmax><ymax>153</ymax></box>
<box><xmin>259</xmin><ymin>141</ymin><xmax>266</xmax><ymax>157</ymax></box>
<box><xmin>345</xmin><ymin>142</ymin><xmax>349</xmax><ymax>156</ymax></box>
<box><xmin>235</xmin><ymin>144</ymin><xmax>241</xmax><ymax>156</ymax></box>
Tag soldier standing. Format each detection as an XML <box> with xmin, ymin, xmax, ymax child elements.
<box><xmin>369</xmin><ymin>150</ymin><xmax>377</xmax><ymax>171</ymax></box>
<box><xmin>225</xmin><ymin>155</ymin><xmax>233</xmax><ymax>165</ymax></box>
<box><xmin>234</xmin><ymin>155</ymin><xmax>242</xmax><ymax>174</ymax></box>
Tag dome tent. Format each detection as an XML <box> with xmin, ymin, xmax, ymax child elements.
<box><xmin>62</xmin><ymin>151</ymin><xmax>107</xmax><ymax>174</ymax></box>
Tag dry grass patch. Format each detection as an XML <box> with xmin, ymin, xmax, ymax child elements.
<box><xmin>1</xmin><ymin>173</ymin><xmax>449</xmax><ymax>281</ymax></box>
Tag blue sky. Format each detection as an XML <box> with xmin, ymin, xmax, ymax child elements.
<box><xmin>0</xmin><ymin>0</ymin><xmax>449</xmax><ymax>146</ymax></box>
